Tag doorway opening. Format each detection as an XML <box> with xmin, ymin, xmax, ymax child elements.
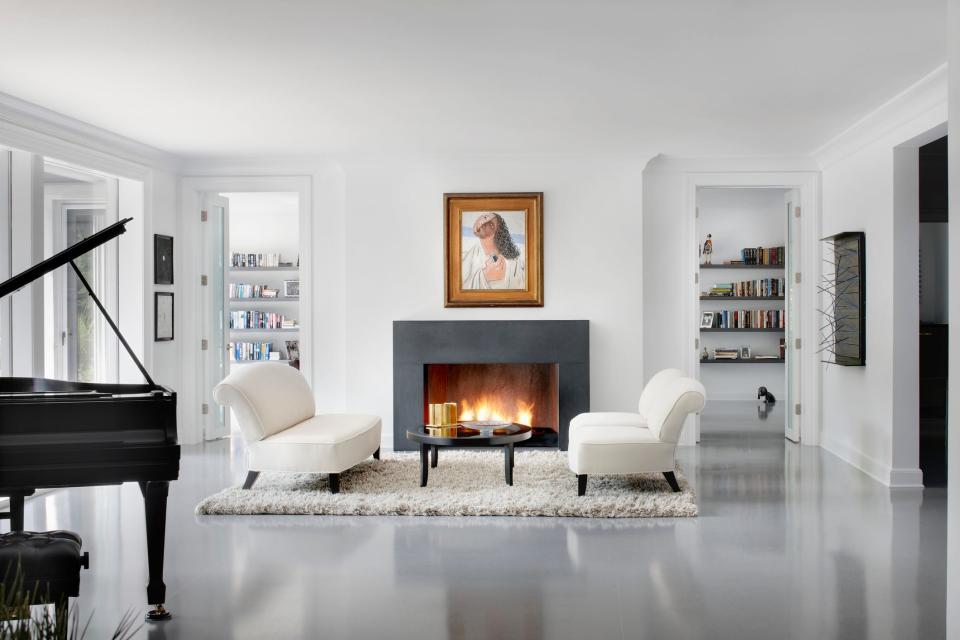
<box><xmin>695</xmin><ymin>186</ymin><xmax>800</xmax><ymax>442</ymax></box>
<box><xmin>919</xmin><ymin>135</ymin><xmax>948</xmax><ymax>487</ymax></box>
<box><xmin>199</xmin><ymin>191</ymin><xmax>302</xmax><ymax>440</ymax></box>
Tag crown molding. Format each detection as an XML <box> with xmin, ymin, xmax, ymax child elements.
<box><xmin>0</xmin><ymin>91</ymin><xmax>180</xmax><ymax>176</ymax></box>
<box><xmin>813</xmin><ymin>64</ymin><xmax>948</xmax><ymax>169</ymax></box>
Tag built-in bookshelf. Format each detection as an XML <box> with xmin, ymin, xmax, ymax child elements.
<box><xmin>227</xmin><ymin>250</ymin><xmax>300</xmax><ymax>365</ymax></box>
<box><xmin>699</xmin><ymin>245</ymin><xmax>786</xmax><ymax>365</ymax></box>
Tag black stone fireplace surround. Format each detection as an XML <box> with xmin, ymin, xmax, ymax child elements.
<box><xmin>393</xmin><ymin>320</ymin><xmax>589</xmax><ymax>451</ymax></box>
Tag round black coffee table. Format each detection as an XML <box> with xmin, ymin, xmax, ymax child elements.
<box><xmin>406</xmin><ymin>423</ymin><xmax>532</xmax><ymax>487</ymax></box>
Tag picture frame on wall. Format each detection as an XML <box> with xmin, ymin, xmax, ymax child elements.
<box><xmin>154</xmin><ymin>234</ymin><xmax>174</xmax><ymax>285</ymax></box>
<box><xmin>155</xmin><ymin>292</ymin><xmax>174</xmax><ymax>341</ymax></box>
<box><xmin>444</xmin><ymin>192</ymin><xmax>544</xmax><ymax>307</ymax></box>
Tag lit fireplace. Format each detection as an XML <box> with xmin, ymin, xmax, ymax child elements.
<box><xmin>425</xmin><ymin>363</ymin><xmax>560</xmax><ymax>446</ymax></box>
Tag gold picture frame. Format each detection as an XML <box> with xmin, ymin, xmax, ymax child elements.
<box><xmin>444</xmin><ymin>192</ymin><xmax>544</xmax><ymax>307</ymax></box>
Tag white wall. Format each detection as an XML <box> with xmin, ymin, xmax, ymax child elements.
<box><xmin>338</xmin><ymin>155</ymin><xmax>649</xmax><ymax>449</ymax></box>
<box><xmin>815</xmin><ymin>67</ymin><xmax>947</xmax><ymax>487</ymax></box>
<box><xmin>698</xmin><ymin>187</ymin><xmax>788</xmax><ymax>401</ymax></box>
<box><xmin>947</xmin><ymin>0</ymin><xmax>959</xmax><ymax>634</ymax></box>
<box><xmin>222</xmin><ymin>191</ymin><xmax>299</xmax><ymax>261</ymax></box>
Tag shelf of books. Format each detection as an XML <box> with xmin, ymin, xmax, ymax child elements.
<box><xmin>227</xmin><ymin>251</ymin><xmax>301</xmax><ymax>366</ymax></box>
<box><xmin>700</xmin><ymin>247</ymin><xmax>786</xmax><ymax>364</ymax></box>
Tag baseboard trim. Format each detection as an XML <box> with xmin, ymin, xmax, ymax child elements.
<box><xmin>888</xmin><ymin>467</ymin><xmax>925</xmax><ymax>488</ymax></box>
<box><xmin>821</xmin><ymin>435</ymin><xmax>891</xmax><ymax>486</ymax></box>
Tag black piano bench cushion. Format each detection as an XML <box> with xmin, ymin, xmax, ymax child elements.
<box><xmin>0</xmin><ymin>531</ymin><xmax>88</xmax><ymax>602</ymax></box>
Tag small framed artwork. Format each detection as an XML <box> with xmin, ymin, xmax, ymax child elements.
<box><xmin>155</xmin><ymin>292</ymin><xmax>174</xmax><ymax>341</ymax></box>
<box><xmin>283</xmin><ymin>280</ymin><xmax>300</xmax><ymax>298</ymax></box>
<box><xmin>740</xmin><ymin>346</ymin><xmax>752</xmax><ymax>360</ymax></box>
<box><xmin>444</xmin><ymin>192</ymin><xmax>544</xmax><ymax>307</ymax></box>
<box><xmin>700</xmin><ymin>311</ymin><xmax>715</xmax><ymax>329</ymax></box>
<box><xmin>154</xmin><ymin>234</ymin><xmax>174</xmax><ymax>285</ymax></box>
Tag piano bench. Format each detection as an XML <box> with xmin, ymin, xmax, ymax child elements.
<box><xmin>0</xmin><ymin>531</ymin><xmax>89</xmax><ymax>605</ymax></box>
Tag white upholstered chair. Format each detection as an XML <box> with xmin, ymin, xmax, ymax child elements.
<box><xmin>213</xmin><ymin>363</ymin><xmax>382</xmax><ymax>494</ymax></box>
<box><xmin>568</xmin><ymin>369</ymin><xmax>705</xmax><ymax>495</ymax></box>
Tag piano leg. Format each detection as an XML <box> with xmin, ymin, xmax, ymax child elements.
<box><xmin>9</xmin><ymin>495</ymin><xmax>24</xmax><ymax>531</ymax></box>
<box><xmin>139</xmin><ymin>481</ymin><xmax>172</xmax><ymax>621</ymax></box>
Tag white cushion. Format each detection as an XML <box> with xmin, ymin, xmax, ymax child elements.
<box><xmin>213</xmin><ymin>363</ymin><xmax>316</xmax><ymax>442</ymax></box>
<box><xmin>248</xmin><ymin>414</ymin><xmax>382</xmax><ymax>474</ymax></box>
<box><xmin>570</xmin><ymin>412</ymin><xmax>646</xmax><ymax>430</ymax></box>
<box><xmin>568</xmin><ymin>426</ymin><xmax>676</xmax><ymax>474</ymax></box>
<box><xmin>637</xmin><ymin>368</ymin><xmax>683</xmax><ymax>416</ymax></box>
<box><xmin>644</xmin><ymin>377</ymin><xmax>706</xmax><ymax>443</ymax></box>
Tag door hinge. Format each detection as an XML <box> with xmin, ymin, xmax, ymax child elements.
<box><xmin>695</xmin><ymin>207</ymin><xmax>699</xmax><ymax>219</ymax></box>
<box><xmin>795</xmin><ymin>403</ymin><xmax>802</xmax><ymax>416</ymax></box>
<box><xmin>695</xmin><ymin>338</ymin><xmax>700</xmax><ymax>349</ymax></box>
<box><xmin>795</xmin><ymin>272</ymin><xmax>802</xmax><ymax>284</ymax></box>
<box><xmin>201</xmin><ymin>339</ymin><xmax>209</xmax><ymax>351</ymax></box>
<box><xmin>794</xmin><ymin>206</ymin><xmax>801</xmax><ymax>218</ymax></box>
<box><xmin>201</xmin><ymin>403</ymin><xmax>209</xmax><ymax>415</ymax></box>
<box><xmin>694</xmin><ymin>273</ymin><xmax>699</xmax><ymax>284</ymax></box>
<box><xmin>200</xmin><ymin>210</ymin><xmax>208</xmax><ymax>222</ymax></box>
<box><xmin>795</xmin><ymin>338</ymin><xmax>801</xmax><ymax>350</ymax></box>
<box><xmin>201</xmin><ymin>274</ymin><xmax>208</xmax><ymax>286</ymax></box>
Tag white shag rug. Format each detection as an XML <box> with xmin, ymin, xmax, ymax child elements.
<box><xmin>196</xmin><ymin>450</ymin><xmax>697</xmax><ymax>518</ymax></box>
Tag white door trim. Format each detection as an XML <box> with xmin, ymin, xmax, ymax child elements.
<box><xmin>682</xmin><ymin>171</ymin><xmax>821</xmax><ymax>446</ymax></box>
<box><xmin>178</xmin><ymin>176</ymin><xmax>313</xmax><ymax>445</ymax></box>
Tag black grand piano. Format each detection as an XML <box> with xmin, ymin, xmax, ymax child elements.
<box><xmin>0</xmin><ymin>217</ymin><xmax>179</xmax><ymax>621</ymax></box>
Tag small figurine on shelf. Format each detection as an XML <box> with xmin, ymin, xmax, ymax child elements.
<box><xmin>701</xmin><ymin>346</ymin><xmax>709</xmax><ymax>361</ymax></box>
<box><xmin>702</xmin><ymin>234</ymin><xmax>713</xmax><ymax>264</ymax></box>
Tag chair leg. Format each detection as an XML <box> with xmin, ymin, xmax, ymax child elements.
<box><xmin>329</xmin><ymin>473</ymin><xmax>341</xmax><ymax>494</ymax></box>
<box><xmin>373</xmin><ymin>447</ymin><xmax>381</xmax><ymax>460</ymax></box>
<box><xmin>242</xmin><ymin>471</ymin><xmax>260</xmax><ymax>490</ymax></box>
<box><xmin>663</xmin><ymin>471</ymin><xmax>681</xmax><ymax>492</ymax></box>
<box><xmin>577</xmin><ymin>474</ymin><xmax>588</xmax><ymax>496</ymax></box>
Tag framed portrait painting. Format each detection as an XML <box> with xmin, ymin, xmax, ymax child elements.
<box><xmin>444</xmin><ymin>192</ymin><xmax>543</xmax><ymax>307</ymax></box>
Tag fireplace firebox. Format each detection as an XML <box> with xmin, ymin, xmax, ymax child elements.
<box><xmin>393</xmin><ymin>321</ymin><xmax>589</xmax><ymax>450</ymax></box>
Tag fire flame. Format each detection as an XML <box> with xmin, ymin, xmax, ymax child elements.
<box><xmin>460</xmin><ymin>396</ymin><xmax>535</xmax><ymax>426</ymax></box>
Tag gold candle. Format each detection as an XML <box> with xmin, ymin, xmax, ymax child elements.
<box><xmin>445</xmin><ymin>402</ymin><xmax>458</xmax><ymax>426</ymax></box>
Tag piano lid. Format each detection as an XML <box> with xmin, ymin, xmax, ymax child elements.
<box><xmin>0</xmin><ymin>217</ymin><xmax>133</xmax><ymax>299</ymax></box>
<box><xmin>0</xmin><ymin>216</ymin><xmax>157</xmax><ymax>387</ymax></box>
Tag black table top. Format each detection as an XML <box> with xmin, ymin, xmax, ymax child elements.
<box><xmin>406</xmin><ymin>423</ymin><xmax>532</xmax><ymax>447</ymax></box>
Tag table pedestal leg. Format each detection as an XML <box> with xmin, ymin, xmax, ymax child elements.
<box><xmin>504</xmin><ymin>444</ymin><xmax>514</xmax><ymax>486</ymax></box>
<box><xmin>431</xmin><ymin>445</ymin><xmax>438</xmax><ymax>468</ymax></box>
<box><xmin>420</xmin><ymin>443</ymin><xmax>430</xmax><ymax>487</ymax></box>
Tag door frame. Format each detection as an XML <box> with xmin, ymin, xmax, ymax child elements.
<box><xmin>683</xmin><ymin>171</ymin><xmax>821</xmax><ymax>446</ymax></box>
<box><xmin>179</xmin><ymin>176</ymin><xmax>313</xmax><ymax>445</ymax></box>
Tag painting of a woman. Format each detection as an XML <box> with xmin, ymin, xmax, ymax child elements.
<box><xmin>460</xmin><ymin>211</ymin><xmax>526</xmax><ymax>290</ymax></box>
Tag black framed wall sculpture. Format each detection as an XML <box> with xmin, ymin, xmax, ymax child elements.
<box><xmin>819</xmin><ymin>231</ymin><xmax>865</xmax><ymax>366</ymax></box>
<box><xmin>154</xmin><ymin>234</ymin><xmax>174</xmax><ymax>285</ymax></box>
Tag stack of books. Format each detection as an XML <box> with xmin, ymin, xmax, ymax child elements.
<box><xmin>229</xmin><ymin>283</ymin><xmax>281</xmax><ymax>299</ymax></box>
<box><xmin>709</xmin><ymin>309</ymin><xmax>785</xmax><ymax>329</ymax></box>
<box><xmin>713</xmin><ymin>348</ymin><xmax>740</xmax><ymax>360</ymax></box>
<box><xmin>229</xmin><ymin>311</ymin><xmax>290</xmax><ymax>330</ymax></box>
<box><xmin>232</xmin><ymin>253</ymin><xmax>287</xmax><ymax>268</ymax></box>
<box><xmin>702</xmin><ymin>278</ymin><xmax>784</xmax><ymax>297</ymax></box>
<box><xmin>706</xmin><ymin>283</ymin><xmax>734</xmax><ymax>296</ymax></box>
<box><xmin>230</xmin><ymin>342</ymin><xmax>273</xmax><ymax>361</ymax></box>
<box><xmin>740</xmin><ymin>247</ymin><xmax>785</xmax><ymax>265</ymax></box>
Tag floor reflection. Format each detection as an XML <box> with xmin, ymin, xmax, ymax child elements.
<box><xmin>8</xmin><ymin>401</ymin><xmax>948</xmax><ymax>639</ymax></box>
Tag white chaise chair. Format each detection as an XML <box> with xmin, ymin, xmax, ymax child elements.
<box><xmin>568</xmin><ymin>369</ymin><xmax>705</xmax><ymax>496</ymax></box>
<box><xmin>213</xmin><ymin>363</ymin><xmax>382</xmax><ymax>494</ymax></box>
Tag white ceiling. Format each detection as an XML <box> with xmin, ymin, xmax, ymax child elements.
<box><xmin>0</xmin><ymin>0</ymin><xmax>947</xmax><ymax>159</ymax></box>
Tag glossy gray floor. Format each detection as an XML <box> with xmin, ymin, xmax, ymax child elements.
<box><xmin>13</xmin><ymin>402</ymin><xmax>947</xmax><ymax>639</ymax></box>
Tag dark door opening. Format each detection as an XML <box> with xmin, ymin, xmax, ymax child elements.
<box><xmin>919</xmin><ymin>135</ymin><xmax>948</xmax><ymax>487</ymax></box>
